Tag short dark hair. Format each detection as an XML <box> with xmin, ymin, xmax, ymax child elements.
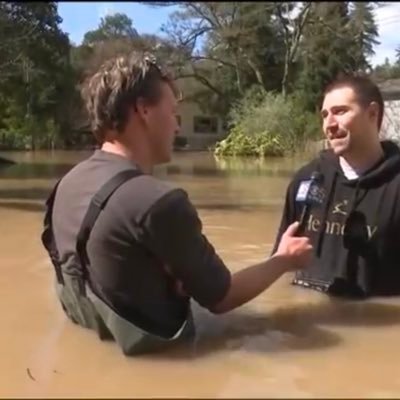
<box><xmin>323</xmin><ymin>74</ymin><xmax>384</xmax><ymax>131</ymax></box>
<box><xmin>81</xmin><ymin>51</ymin><xmax>180</xmax><ymax>143</ymax></box>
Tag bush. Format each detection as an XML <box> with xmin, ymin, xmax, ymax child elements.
<box><xmin>0</xmin><ymin>115</ymin><xmax>61</xmax><ymax>150</ymax></box>
<box><xmin>214</xmin><ymin>88</ymin><xmax>321</xmax><ymax>158</ymax></box>
<box><xmin>214</xmin><ymin>127</ymin><xmax>285</xmax><ymax>157</ymax></box>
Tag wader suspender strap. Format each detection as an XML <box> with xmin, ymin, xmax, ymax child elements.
<box><xmin>42</xmin><ymin>179</ymin><xmax>65</xmax><ymax>285</ymax></box>
<box><xmin>76</xmin><ymin>169</ymin><xmax>142</xmax><ymax>296</ymax></box>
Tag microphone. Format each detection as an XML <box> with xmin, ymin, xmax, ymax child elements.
<box><xmin>295</xmin><ymin>171</ymin><xmax>324</xmax><ymax>236</ymax></box>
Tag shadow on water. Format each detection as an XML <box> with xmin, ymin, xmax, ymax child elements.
<box><xmin>0</xmin><ymin>155</ymin><xmax>16</xmax><ymax>166</ymax></box>
<box><xmin>0</xmin><ymin>162</ymin><xmax>75</xmax><ymax>180</ymax></box>
<box><xmin>270</xmin><ymin>297</ymin><xmax>400</xmax><ymax>328</ymax></box>
<box><xmin>0</xmin><ymin>163</ymin><xmax>294</xmax><ymax>183</ymax></box>
<box><xmin>0</xmin><ymin>161</ymin><xmax>73</xmax><ymax>213</ymax></box>
<box><xmin>0</xmin><ymin>157</ymin><xmax>298</xmax><ymax>181</ymax></box>
<box><xmin>0</xmin><ymin>200</ymin><xmax>45</xmax><ymax>213</ymax></box>
<box><xmin>0</xmin><ymin>191</ymin><xmax>283</xmax><ymax>214</ymax></box>
<box><xmin>145</xmin><ymin>299</ymin><xmax>400</xmax><ymax>360</ymax></box>
<box><xmin>0</xmin><ymin>200</ymin><xmax>284</xmax><ymax>214</ymax></box>
<box><xmin>0</xmin><ymin>187</ymin><xmax>50</xmax><ymax>213</ymax></box>
<box><xmin>195</xmin><ymin>203</ymin><xmax>283</xmax><ymax>212</ymax></box>
<box><xmin>162</xmin><ymin>164</ymin><xmax>296</xmax><ymax>179</ymax></box>
<box><xmin>0</xmin><ymin>188</ymin><xmax>52</xmax><ymax>200</ymax></box>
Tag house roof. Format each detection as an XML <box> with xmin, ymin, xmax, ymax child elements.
<box><xmin>377</xmin><ymin>78</ymin><xmax>400</xmax><ymax>100</ymax></box>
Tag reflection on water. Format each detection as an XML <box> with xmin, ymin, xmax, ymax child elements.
<box><xmin>1</xmin><ymin>149</ymin><xmax>400</xmax><ymax>398</ymax></box>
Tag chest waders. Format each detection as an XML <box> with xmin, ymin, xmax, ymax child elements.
<box><xmin>41</xmin><ymin>169</ymin><xmax>193</xmax><ymax>355</ymax></box>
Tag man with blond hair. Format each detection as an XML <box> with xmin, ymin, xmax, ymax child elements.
<box><xmin>41</xmin><ymin>51</ymin><xmax>312</xmax><ymax>356</ymax></box>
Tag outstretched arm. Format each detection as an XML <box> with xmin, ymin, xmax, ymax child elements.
<box><xmin>141</xmin><ymin>188</ymin><xmax>311</xmax><ymax>315</ymax></box>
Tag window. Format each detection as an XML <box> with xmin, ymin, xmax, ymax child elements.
<box><xmin>193</xmin><ymin>116</ymin><xmax>218</xmax><ymax>134</ymax></box>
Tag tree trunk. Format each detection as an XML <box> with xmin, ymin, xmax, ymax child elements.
<box><xmin>282</xmin><ymin>52</ymin><xmax>290</xmax><ymax>98</ymax></box>
<box><xmin>247</xmin><ymin>58</ymin><xmax>265</xmax><ymax>89</ymax></box>
<box><xmin>234</xmin><ymin>54</ymin><xmax>243</xmax><ymax>95</ymax></box>
<box><xmin>31</xmin><ymin>132</ymin><xmax>36</xmax><ymax>151</ymax></box>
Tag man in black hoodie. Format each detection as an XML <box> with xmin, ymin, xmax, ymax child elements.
<box><xmin>273</xmin><ymin>74</ymin><xmax>400</xmax><ymax>298</ymax></box>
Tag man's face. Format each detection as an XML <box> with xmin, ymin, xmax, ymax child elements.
<box><xmin>141</xmin><ymin>82</ymin><xmax>180</xmax><ymax>164</ymax></box>
<box><xmin>321</xmin><ymin>86</ymin><xmax>377</xmax><ymax>156</ymax></box>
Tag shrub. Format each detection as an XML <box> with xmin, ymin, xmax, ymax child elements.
<box><xmin>214</xmin><ymin>87</ymin><xmax>321</xmax><ymax>157</ymax></box>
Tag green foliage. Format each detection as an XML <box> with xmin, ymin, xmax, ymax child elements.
<box><xmin>0</xmin><ymin>2</ymin><xmax>74</xmax><ymax>149</ymax></box>
<box><xmin>0</xmin><ymin>112</ymin><xmax>60</xmax><ymax>150</ymax></box>
<box><xmin>160</xmin><ymin>2</ymin><xmax>286</xmax><ymax>116</ymax></box>
<box><xmin>296</xmin><ymin>2</ymin><xmax>380</xmax><ymax>111</ymax></box>
<box><xmin>83</xmin><ymin>13</ymin><xmax>139</xmax><ymax>45</ymax></box>
<box><xmin>372</xmin><ymin>58</ymin><xmax>400</xmax><ymax>81</ymax></box>
<box><xmin>214</xmin><ymin>129</ymin><xmax>285</xmax><ymax>157</ymax></box>
<box><xmin>348</xmin><ymin>2</ymin><xmax>380</xmax><ymax>71</ymax></box>
<box><xmin>0</xmin><ymin>3</ymin><xmax>392</xmax><ymax>151</ymax></box>
<box><xmin>214</xmin><ymin>89</ymin><xmax>321</xmax><ymax>157</ymax></box>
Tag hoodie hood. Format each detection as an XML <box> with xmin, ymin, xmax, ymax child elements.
<box><xmin>317</xmin><ymin>140</ymin><xmax>400</xmax><ymax>188</ymax></box>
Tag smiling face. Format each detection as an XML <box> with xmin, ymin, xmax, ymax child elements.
<box><xmin>320</xmin><ymin>86</ymin><xmax>380</xmax><ymax>156</ymax></box>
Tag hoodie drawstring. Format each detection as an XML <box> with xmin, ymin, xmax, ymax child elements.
<box><xmin>348</xmin><ymin>181</ymin><xmax>362</xmax><ymax>215</ymax></box>
<box><xmin>316</xmin><ymin>170</ymin><xmax>338</xmax><ymax>257</ymax></box>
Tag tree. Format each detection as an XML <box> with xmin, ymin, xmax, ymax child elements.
<box><xmin>68</xmin><ymin>12</ymin><xmax>183</xmax><ymax>145</ymax></box>
<box><xmin>74</xmin><ymin>11</ymin><xmax>176</xmax><ymax>79</ymax></box>
<box><xmin>75</xmin><ymin>13</ymin><xmax>142</xmax><ymax>78</ymax></box>
<box><xmin>348</xmin><ymin>2</ymin><xmax>380</xmax><ymax>73</ymax></box>
<box><xmin>295</xmin><ymin>2</ymin><xmax>358</xmax><ymax>111</ymax></box>
<box><xmin>0</xmin><ymin>3</ymin><xmax>37</xmax><ymax>76</ymax></box>
<box><xmin>0</xmin><ymin>2</ymin><xmax>73</xmax><ymax>149</ymax></box>
<box><xmin>372</xmin><ymin>58</ymin><xmax>400</xmax><ymax>81</ymax></box>
<box><xmin>151</xmin><ymin>2</ymin><xmax>290</xmax><ymax>116</ymax></box>
<box><xmin>273</xmin><ymin>2</ymin><xmax>313</xmax><ymax>97</ymax></box>
<box><xmin>83</xmin><ymin>13</ymin><xmax>139</xmax><ymax>45</ymax></box>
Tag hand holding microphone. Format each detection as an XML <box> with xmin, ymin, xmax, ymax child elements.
<box><xmin>275</xmin><ymin>221</ymin><xmax>313</xmax><ymax>271</ymax></box>
<box><xmin>274</xmin><ymin>171</ymin><xmax>325</xmax><ymax>271</ymax></box>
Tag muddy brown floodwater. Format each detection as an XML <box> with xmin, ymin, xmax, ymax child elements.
<box><xmin>1</xmin><ymin>150</ymin><xmax>400</xmax><ymax>398</ymax></box>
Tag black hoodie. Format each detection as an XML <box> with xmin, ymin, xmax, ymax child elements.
<box><xmin>273</xmin><ymin>140</ymin><xmax>400</xmax><ymax>298</ymax></box>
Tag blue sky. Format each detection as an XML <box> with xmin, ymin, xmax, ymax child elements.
<box><xmin>58</xmin><ymin>1</ymin><xmax>400</xmax><ymax>67</ymax></box>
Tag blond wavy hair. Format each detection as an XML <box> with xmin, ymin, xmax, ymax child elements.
<box><xmin>81</xmin><ymin>51</ymin><xmax>180</xmax><ymax>143</ymax></box>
